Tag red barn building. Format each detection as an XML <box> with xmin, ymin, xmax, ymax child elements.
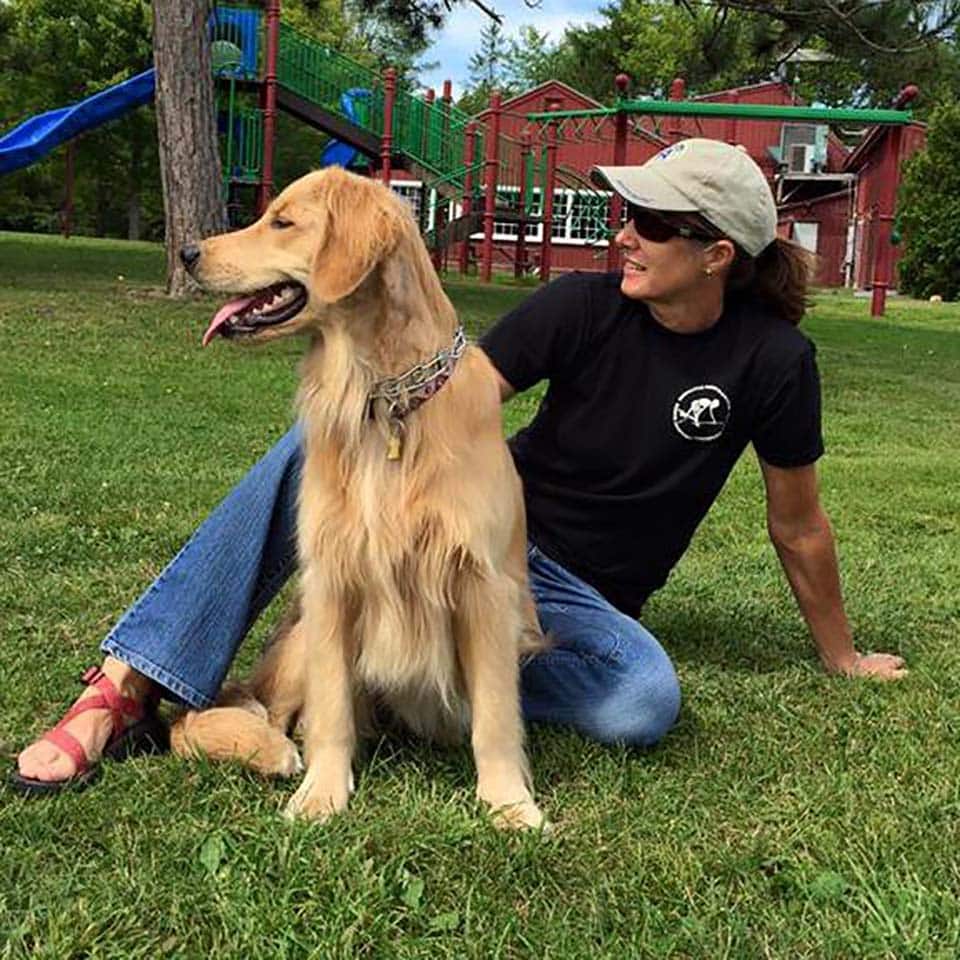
<box><xmin>390</xmin><ymin>78</ymin><xmax>925</xmax><ymax>288</ymax></box>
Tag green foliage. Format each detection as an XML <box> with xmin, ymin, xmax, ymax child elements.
<box><xmin>457</xmin><ymin>0</ymin><xmax>773</xmax><ymax>106</ymax></box>
<box><xmin>458</xmin><ymin>0</ymin><xmax>960</xmax><ymax>109</ymax></box>
<box><xmin>898</xmin><ymin>101</ymin><xmax>960</xmax><ymax>301</ymax></box>
<box><xmin>502</xmin><ymin>25</ymin><xmax>557</xmax><ymax>92</ymax></box>
<box><xmin>282</xmin><ymin>0</ymin><xmax>352</xmax><ymax>51</ymax></box>
<box><xmin>457</xmin><ymin>23</ymin><xmax>571</xmax><ymax>114</ymax></box>
<box><xmin>779</xmin><ymin>3</ymin><xmax>960</xmax><ymax>110</ymax></box>
<box><xmin>341</xmin><ymin>0</ymin><xmax>436</xmax><ymax>82</ymax></box>
<box><xmin>467</xmin><ymin>21</ymin><xmax>508</xmax><ymax>89</ymax></box>
<box><xmin>455</xmin><ymin>21</ymin><xmax>510</xmax><ymax>115</ymax></box>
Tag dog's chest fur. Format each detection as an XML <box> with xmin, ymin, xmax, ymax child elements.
<box><xmin>299</xmin><ymin>426</ymin><xmax>474</xmax><ymax>734</ymax></box>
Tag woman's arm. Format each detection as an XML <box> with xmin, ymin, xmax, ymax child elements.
<box><xmin>759</xmin><ymin>458</ymin><xmax>907</xmax><ymax>681</ymax></box>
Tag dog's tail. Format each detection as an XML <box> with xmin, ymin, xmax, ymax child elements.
<box><xmin>169</xmin><ymin>603</ymin><xmax>306</xmax><ymax>777</ymax></box>
<box><xmin>170</xmin><ymin>702</ymin><xmax>303</xmax><ymax>777</ymax></box>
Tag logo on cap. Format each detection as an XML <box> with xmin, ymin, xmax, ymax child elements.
<box><xmin>672</xmin><ymin>384</ymin><xmax>731</xmax><ymax>441</ymax></box>
<box><xmin>654</xmin><ymin>143</ymin><xmax>687</xmax><ymax>163</ymax></box>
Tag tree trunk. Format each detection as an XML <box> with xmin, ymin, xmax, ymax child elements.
<box><xmin>153</xmin><ymin>0</ymin><xmax>226</xmax><ymax>297</ymax></box>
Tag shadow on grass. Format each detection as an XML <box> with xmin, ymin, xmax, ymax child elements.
<box><xmin>644</xmin><ymin>599</ymin><xmax>812</xmax><ymax>676</ymax></box>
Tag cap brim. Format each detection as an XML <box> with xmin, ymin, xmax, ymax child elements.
<box><xmin>590</xmin><ymin>165</ymin><xmax>698</xmax><ymax>212</ymax></box>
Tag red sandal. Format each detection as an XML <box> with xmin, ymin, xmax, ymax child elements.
<box><xmin>9</xmin><ymin>667</ymin><xmax>168</xmax><ymax>797</ymax></box>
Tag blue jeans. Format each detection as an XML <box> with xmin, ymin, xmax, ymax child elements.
<box><xmin>103</xmin><ymin>425</ymin><xmax>681</xmax><ymax>747</ymax></box>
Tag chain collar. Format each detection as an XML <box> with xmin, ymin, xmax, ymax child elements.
<box><xmin>367</xmin><ymin>325</ymin><xmax>467</xmax><ymax>424</ymax></box>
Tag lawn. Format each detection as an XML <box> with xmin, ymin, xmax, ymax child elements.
<box><xmin>1</xmin><ymin>231</ymin><xmax>958</xmax><ymax>959</ymax></box>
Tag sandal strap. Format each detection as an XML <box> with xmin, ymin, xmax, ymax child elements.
<box><xmin>29</xmin><ymin>668</ymin><xmax>151</xmax><ymax>781</ymax></box>
<box><xmin>42</xmin><ymin>726</ymin><xmax>91</xmax><ymax>776</ymax></box>
<box><xmin>79</xmin><ymin>667</ymin><xmax>146</xmax><ymax>734</ymax></box>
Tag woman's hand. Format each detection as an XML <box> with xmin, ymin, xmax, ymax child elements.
<box><xmin>839</xmin><ymin>651</ymin><xmax>908</xmax><ymax>681</ymax></box>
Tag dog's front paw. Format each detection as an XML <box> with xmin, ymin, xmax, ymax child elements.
<box><xmin>479</xmin><ymin>784</ymin><xmax>546</xmax><ymax>831</ymax></box>
<box><xmin>271</xmin><ymin>739</ymin><xmax>304</xmax><ymax>778</ymax></box>
<box><xmin>488</xmin><ymin>796</ymin><xmax>546</xmax><ymax>831</ymax></box>
<box><xmin>283</xmin><ymin>768</ymin><xmax>353</xmax><ymax>822</ymax></box>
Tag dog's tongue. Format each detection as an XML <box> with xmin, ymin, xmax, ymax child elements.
<box><xmin>202</xmin><ymin>295</ymin><xmax>258</xmax><ymax>347</ymax></box>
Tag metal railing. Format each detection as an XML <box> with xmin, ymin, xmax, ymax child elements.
<box><xmin>227</xmin><ymin>106</ymin><xmax>264</xmax><ymax>182</ymax></box>
<box><xmin>278</xmin><ymin>24</ymin><xmax>385</xmax><ymax>138</ymax></box>
<box><xmin>276</xmin><ymin>22</ymin><xmax>480</xmax><ymax>189</ymax></box>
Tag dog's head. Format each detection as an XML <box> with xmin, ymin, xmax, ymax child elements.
<box><xmin>183</xmin><ymin>167</ymin><xmax>409</xmax><ymax>346</ymax></box>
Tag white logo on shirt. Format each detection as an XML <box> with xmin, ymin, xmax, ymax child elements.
<box><xmin>673</xmin><ymin>385</ymin><xmax>731</xmax><ymax>441</ymax></box>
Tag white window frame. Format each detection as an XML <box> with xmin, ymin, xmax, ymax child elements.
<box><xmin>389</xmin><ymin>179</ymin><xmax>439</xmax><ymax>232</ymax></box>
<box><xmin>468</xmin><ymin>187</ymin><xmax>615</xmax><ymax>246</ymax></box>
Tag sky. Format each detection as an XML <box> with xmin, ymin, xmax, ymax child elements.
<box><xmin>417</xmin><ymin>0</ymin><xmax>605</xmax><ymax>99</ymax></box>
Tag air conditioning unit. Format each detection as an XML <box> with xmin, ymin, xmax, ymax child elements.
<box><xmin>788</xmin><ymin>143</ymin><xmax>815</xmax><ymax>174</ymax></box>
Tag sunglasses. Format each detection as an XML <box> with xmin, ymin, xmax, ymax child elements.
<box><xmin>625</xmin><ymin>203</ymin><xmax>716</xmax><ymax>244</ymax></box>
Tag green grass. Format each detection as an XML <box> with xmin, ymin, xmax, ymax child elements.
<box><xmin>2</xmin><ymin>231</ymin><xmax>959</xmax><ymax>959</ymax></box>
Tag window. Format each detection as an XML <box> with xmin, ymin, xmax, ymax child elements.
<box><xmin>469</xmin><ymin>187</ymin><xmax>615</xmax><ymax>246</ymax></box>
<box><xmin>493</xmin><ymin>186</ymin><xmax>522</xmax><ymax>238</ymax></box>
<box><xmin>390</xmin><ymin>181</ymin><xmax>423</xmax><ymax>223</ymax></box>
<box><xmin>780</xmin><ymin>123</ymin><xmax>828</xmax><ymax>174</ymax></box>
<box><xmin>550</xmin><ymin>192</ymin><xmax>571</xmax><ymax>240</ymax></box>
<box><xmin>389</xmin><ymin>180</ymin><xmax>440</xmax><ymax>232</ymax></box>
<box><xmin>568</xmin><ymin>191</ymin><xmax>610</xmax><ymax>242</ymax></box>
<box><xmin>792</xmin><ymin>221</ymin><xmax>819</xmax><ymax>252</ymax></box>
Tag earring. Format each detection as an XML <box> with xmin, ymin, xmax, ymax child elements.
<box><xmin>704</xmin><ymin>267</ymin><xmax>714</xmax><ymax>277</ymax></box>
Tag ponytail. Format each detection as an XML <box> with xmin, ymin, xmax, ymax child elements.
<box><xmin>727</xmin><ymin>237</ymin><xmax>815</xmax><ymax>326</ymax></box>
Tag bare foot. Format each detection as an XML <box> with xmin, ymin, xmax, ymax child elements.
<box><xmin>16</xmin><ymin>658</ymin><xmax>153</xmax><ymax>783</ymax></box>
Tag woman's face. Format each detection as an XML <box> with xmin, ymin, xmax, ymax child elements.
<box><xmin>615</xmin><ymin>216</ymin><xmax>714</xmax><ymax>304</ymax></box>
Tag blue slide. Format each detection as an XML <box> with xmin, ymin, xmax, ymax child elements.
<box><xmin>0</xmin><ymin>69</ymin><xmax>155</xmax><ymax>175</ymax></box>
<box><xmin>320</xmin><ymin>88</ymin><xmax>371</xmax><ymax>169</ymax></box>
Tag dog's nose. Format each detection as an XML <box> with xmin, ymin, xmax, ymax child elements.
<box><xmin>180</xmin><ymin>243</ymin><xmax>201</xmax><ymax>271</ymax></box>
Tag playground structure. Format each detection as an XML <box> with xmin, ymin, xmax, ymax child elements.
<box><xmin>0</xmin><ymin>2</ymin><xmax>919</xmax><ymax>316</ymax></box>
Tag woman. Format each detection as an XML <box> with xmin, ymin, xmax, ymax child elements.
<box><xmin>12</xmin><ymin>138</ymin><xmax>905</xmax><ymax>795</ymax></box>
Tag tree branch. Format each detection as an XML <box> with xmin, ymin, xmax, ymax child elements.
<box><xmin>682</xmin><ymin>0</ymin><xmax>960</xmax><ymax>54</ymax></box>
<box><xmin>462</xmin><ymin>0</ymin><xmax>503</xmax><ymax>24</ymax></box>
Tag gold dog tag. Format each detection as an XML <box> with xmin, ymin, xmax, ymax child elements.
<box><xmin>387</xmin><ymin>421</ymin><xmax>403</xmax><ymax>460</ymax></box>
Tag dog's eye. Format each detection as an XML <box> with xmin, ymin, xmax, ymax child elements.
<box><xmin>271</xmin><ymin>217</ymin><xmax>294</xmax><ymax>230</ymax></box>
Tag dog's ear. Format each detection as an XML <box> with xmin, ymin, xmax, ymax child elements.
<box><xmin>310</xmin><ymin>178</ymin><xmax>404</xmax><ymax>304</ymax></box>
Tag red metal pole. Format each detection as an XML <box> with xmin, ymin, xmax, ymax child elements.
<box><xmin>481</xmin><ymin>90</ymin><xmax>502</xmax><ymax>283</ymax></box>
<box><xmin>441</xmin><ymin>79</ymin><xmax>452</xmax><ymax>171</ymax></box>
<box><xmin>380</xmin><ymin>67</ymin><xmax>396</xmax><ymax>185</ymax></box>
<box><xmin>516</xmin><ymin>133</ymin><xmax>531</xmax><ymax>278</ymax></box>
<box><xmin>606</xmin><ymin>73</ymin><xmax>630</xmax><ymax>273</ymax></box>
<box><xmin>869</xmin><ymin>125</ymin><xmax>902</xmax><ymax>317</ymax></box>
<box><xmin>539</xmin><ymin>108</ymin><xmax>559</xmax><ymax>284</ymax></box>
<box><xmin>422</xmin><ymin>87</ymin><xmax>435</xmax><ymax>164</ymax></box>
<box><xmin>667</xmin><ymin>77</ymin><xmax>685</xmax><ymax>143</ymax></box>
<box><xmin>459</xmin><ymin>122</ymin><xmax>477</xmax><ymax>275</ymax></box>
<box><xmin>870</xmin><ymin>85</ymin><xmax>919</xmax><ymax>317</ymax></box>
<box><xmin>724</xmin><ymin>90</ymin><xmax>739</xmax><ymax>145</ymax></box>
<box><xmin>257</xmin><ymin>0</ymin><xmax>280</xmax><ymax>214</ymax></box>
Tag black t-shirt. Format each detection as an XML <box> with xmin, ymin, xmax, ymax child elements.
<box><xmin>479</xmin><ymin>271</ymin><xmax>824</xmax><ymax>616</ymax></box>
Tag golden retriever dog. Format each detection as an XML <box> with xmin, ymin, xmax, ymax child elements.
<box><xmin>171</xmin><ymin>166</ymin><xmax>545</xmax><ymax>829</ymax></box>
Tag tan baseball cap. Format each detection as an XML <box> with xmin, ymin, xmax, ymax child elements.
<box><xmin>591</xmin><ymin>138</ymin><xmax>777</xmax><ymax>257</ymax></box>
